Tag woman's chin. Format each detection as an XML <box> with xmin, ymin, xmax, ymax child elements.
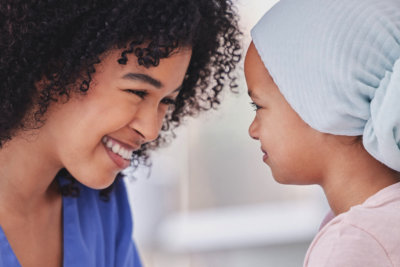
<box><xmin>73</xmin><ymin>171</ymin><xmax>119</xmax><ymax>190</ymax></box>
<box><xmin>85</xmin><ymin>179</ymin><xmax>116</xmax><ymax>190</ymax></box>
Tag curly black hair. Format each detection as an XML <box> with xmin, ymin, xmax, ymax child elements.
<box><xmin>0</xmin><ymin>0</ymin><xmax>242</xmax><ymax>198</ymax></box>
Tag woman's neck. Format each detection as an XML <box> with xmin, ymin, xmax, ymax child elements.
<box><xmin>0</xmin><ymin>134</ymin><xmax>62</xmax><ymax>217</ymax></box>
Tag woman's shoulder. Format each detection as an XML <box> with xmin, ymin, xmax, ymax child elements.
<box><xmin>62</xmin><ymin>177</ymin><xmax>141</xmax><ymax>266</ymax></box>
<box><xmin>71</xmin><ymin>178</ymin><xmax>133</xmax><ymax>231</ymax></box>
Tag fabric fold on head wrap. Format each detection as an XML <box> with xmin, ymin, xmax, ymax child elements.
<box><xmin>251</xmin><ymin>0</ymin><xmax>400</xmax><ymax>171</ymax></box>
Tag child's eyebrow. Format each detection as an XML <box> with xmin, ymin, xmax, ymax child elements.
<box><xmin>247</xmin><ymin>89</ymin><xmax>259</xmax><ymax>99</ymax></box>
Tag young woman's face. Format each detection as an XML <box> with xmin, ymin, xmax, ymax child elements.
<box><xmin>245</xmin><ymin>42</ymin><xmax>326</xmax><ymax>185</ymax></box>
<box><xmin>39</xmin><ymin>48</ymin><xmax>192</xmax><ymax>189</ymax></box>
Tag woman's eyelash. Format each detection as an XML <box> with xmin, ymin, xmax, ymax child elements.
<box><xmin>161</xmin><ymin>98</ymin><xmax>176</xmax><ymax>106</ymax></box>
<box><xmin>250</xmin><ymin>101</ymin><xmax>261</xmax><ymax>111</ymax></box>
<box><xmin>125</xmin><ymin>89</ymin><xmax>176</xmax><ymax>106</ymax></box>
<box><xmin>125</xmin><ymin>89</ymin><xmax>147</xmax><ymax>98</ymax></box>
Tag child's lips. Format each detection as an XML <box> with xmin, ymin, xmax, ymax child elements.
<box><xmin>261</xmin><ymin>148</ymin><xmax>268</xmax><ymax>161</ymax></box>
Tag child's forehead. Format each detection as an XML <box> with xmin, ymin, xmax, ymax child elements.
<box><xmin>245</xmin><ymin>42</ymin><xmax>276</xmax><ymax>91</ymax></box>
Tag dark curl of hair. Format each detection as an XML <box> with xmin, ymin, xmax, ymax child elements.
<box><xmin>0</xmin><ymin>0</ymin><xmax>242</xmax><ymax>199</ymax></box>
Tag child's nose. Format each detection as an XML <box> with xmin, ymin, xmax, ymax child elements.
<box><xmin>248</xmin><ymin>119</ymin><xmax>259</xmax><ymax>140</ymax></box>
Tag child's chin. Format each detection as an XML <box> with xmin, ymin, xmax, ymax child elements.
<box><xmin>272</xmin><ymin>173</ymin><xmax>299</xmax><ymax>185</ymax></box>
<box><xmin>273</xmin><ymin>177</ymin><xmax>292</xmax><ymax>185</ymax></box>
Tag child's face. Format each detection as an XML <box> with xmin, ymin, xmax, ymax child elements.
<box><xmin>38</xmin><ymin>47</ymin><xmax>192</xmax><ymax>189</ymax></box>
<box><xmin>245</xmin><ymin>42</ymin><xmax>326</xmax><ymax>185</ymax></box>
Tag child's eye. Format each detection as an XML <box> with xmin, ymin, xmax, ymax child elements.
<box><xmin>161</xmin><ymin>98</ymin><xmax>176</xmax><ymax>106</ymax></box>
<box><xmin>125</xmin><ymin>89</ymin><xmax>147</xmax><ymax>99</ymax></box>
<box><xmin>250</xmin><ymin>101</ymin><xmax>261</xmax><ymax>111</ymax></box>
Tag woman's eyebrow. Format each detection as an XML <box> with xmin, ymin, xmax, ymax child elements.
<box><xmin>121</xmin><ymin>73</ymin><xmax>163</xmax><ymax>88</ymax></box>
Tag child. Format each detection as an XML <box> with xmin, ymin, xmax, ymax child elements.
<box><xmin>246</xmin><ymin>0</ymin><xmax>400</xmax><ymax>265</ymax></box>
<box><xmin>0</xmin><ymin>1</ymin><xmax>241</xmax><ymax>266</ymax></box>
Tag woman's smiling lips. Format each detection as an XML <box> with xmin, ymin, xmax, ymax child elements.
<box><xmin>102</xmin><ymin>136</ymin><xmax>139</xmax><ymax>169</ymax></box>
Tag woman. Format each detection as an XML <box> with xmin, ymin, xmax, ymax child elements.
<box><xmin>0</xmin><ymin>0</ymin><xmax>241</xmax><ymax>266</ymax></box>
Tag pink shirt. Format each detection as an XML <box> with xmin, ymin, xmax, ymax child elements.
<box><xmin>304</xmin><ymin>182</ymin><xmax>400</xmax><ymax>267</ymax></box>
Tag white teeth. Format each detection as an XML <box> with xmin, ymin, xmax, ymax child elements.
<box><xmin>120</xmin><ymin>148</ymin><xmax>128</xmax><ymax>159</ymax></box>
<box><xmin>116</xmin><ymin>147</ymin><xmax>133</xmax><ymax>161</ymax></box>
<box><xmin>106</xmin><ymin>140</ymin><xmax>113</xmax><ymax>149</ymax></box>
<box><xmin>112</xmin><ymin>143</ymin><xmax>120</xmax><ymax>153</ymax></box>
<box><xmin>102</xmin><ymin>136</ymin><xmax>133</xmax><ymax>161</ymax></box>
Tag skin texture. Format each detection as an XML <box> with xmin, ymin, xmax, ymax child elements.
<box><xmin>42</xmin><ymin>48</ymin><xmax>192</xmax><ymax>189</ymax></box>
<box><xmin>246</xmin><ymin>42</ymin><xmax>327</xmax><ymax>185</ymax></box>
<box><xmin>0</xmin><ymin>0</ymin><xmax>242</xmax><ymax>197</ymax></box>
<box><xmin>245</xmin><ymin>41</ymin><xmax>400</xmax><ymax>216</ymax></box>
<box><xmin>0</xmin><ymin>48</ymin><xmax>191</xmax><ymax>267</ymax></box>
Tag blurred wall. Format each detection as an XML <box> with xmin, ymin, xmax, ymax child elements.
<box><xmin>125</xmin><ymin>1</ymin><xmax>329</xmax><ymax>266</ymax></box>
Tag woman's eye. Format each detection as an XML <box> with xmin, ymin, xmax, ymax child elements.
<box><xmin>161</xmin><ymin>98</ymin><xmax>176</xmax><ymax>106</ymax></box>
<box><xmin>125</xmin><ymin>89</ymin><xmax>147</xmax><ymax>99</ymax></box>
<box><xmin>250</xmin><ymin>101</ymin><xmax>261</xmax><ymax>111</ymax></box>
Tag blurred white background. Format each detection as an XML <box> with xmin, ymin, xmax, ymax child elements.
<box><xmin>125</xmin><ymin>1</ymin><xmax>329</xmax><ymax>266</ymax></box>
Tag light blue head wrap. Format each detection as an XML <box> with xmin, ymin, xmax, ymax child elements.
<box><xmin>251</xmin><ymin>0</ymin><xmax>400</xmax><ymax>171</ymax></box>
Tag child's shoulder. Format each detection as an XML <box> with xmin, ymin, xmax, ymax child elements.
<box><xmin>304</xmin><ymin>182</ymin><xmax>400</xmax><ymax>267</ymax></box>
<box><xmin>343</xmin><ymin>182</ymin><xmax>400</xmax><ymax>236</ymax></box>
<box><xmin>329</xmin><ymin>182</ymin><xmax>400</xmax><ymax>231</ymax></box>
<box><xmin>304</xmin><ymin>220</ymin><xmax>393</xmax><ymax>267</ymax></box>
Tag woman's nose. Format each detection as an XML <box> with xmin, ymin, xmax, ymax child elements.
<box><xmin>129</xmin><ymin>104</ymin><xmax>165</xmax><ymax>142</ymax></box>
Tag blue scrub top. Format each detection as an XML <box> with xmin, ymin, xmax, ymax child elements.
<box><xmin>0</xmin><ymin>177</ymin><xmax>142</xmax><ymax>267</ymax></box>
